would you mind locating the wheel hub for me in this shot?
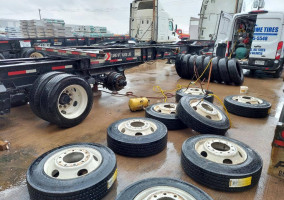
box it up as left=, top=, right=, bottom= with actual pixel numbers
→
left=195, top=138, right=247, bottom=165
left=118, top=119, right=157, bottom=136
left=232, top=96, right=263, bottom=105
left=59, top=93, right=71, bottom=105
left=44, top=147, right=102, bottom=180
left=153, top=103, right=177, bottom=115
left=190, top=99, right=222, bottom=121
left=182, top=88, right=205, bottom=95
left=133, top=186, right=196, bottom=200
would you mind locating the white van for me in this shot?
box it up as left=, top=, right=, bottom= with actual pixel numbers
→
left=214, top=10, right=284, bottom=78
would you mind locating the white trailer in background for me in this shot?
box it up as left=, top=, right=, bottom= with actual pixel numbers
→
left=189, top=17, right=199, bottom=40
left=129, top=0, right=179, bottom=43
left=198, top=0, right=243, bottom=40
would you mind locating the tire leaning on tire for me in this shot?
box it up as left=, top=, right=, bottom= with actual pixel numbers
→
left=181, top=135, right=263, bottom=192
left=177, top=96, right=230, bottom=135
left=219, top=57, right=231, bottom=84
left=181, top=54, right=191, bottom=78
left=39, top=73, right=93, bottom=128
left=27, top=143, right=117, bottom=200
left=145, top=103, right=186, bottom=130
left=211, top=57, right=222, bottom=83
left=107, top=117, right=168, bottom=157
left=224, top=95, right=271, bottom=118
left=175, top=54, right=184, bottom=78
left=228, top=58, right=244, bottom=85
left=188, top=55, right=198, bottom=79
left=115, top=178, right=213, bottom=200
left=175, top=88, right=214, bottom=103
left=195, top=55, right=205, bottom=77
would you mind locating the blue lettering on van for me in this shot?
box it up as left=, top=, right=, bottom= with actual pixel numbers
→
left=250, top=48, right=266, bottom=56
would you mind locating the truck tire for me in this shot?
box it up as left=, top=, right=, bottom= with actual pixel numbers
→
left=0, top=53, right=5, bottom=59
left=188, top=55, right=198, bottom=79
left=196, top=55, right=205, bottom=78
left=224, top=95, right=271, bottom=118
left=228, top=58, right=244, bottom=85
left=203, top=56, right=212, bottom=79
left=212, top=57, right=222, bottom=82
left=273, top=65, right=283, bottom=78
left=219, top=58, right=231, bottom=84
left=181, top=135, right=263, bottom=192
left=24, top=48, right=45, bottom=58
left=175, top=54, right=184, bottom=78
left=115, top=178, right=213, bottom=200
left=39, top=74, right=93, bottom=128
left=27, top=143, right=117, bottom=200
left=145, top=103, right=186, bottom=130
left=107, top=117, right=168, bottom=157
left=29, top=72, right=64, bottom=120
left=175, top=88, right=214, bottom=103
left=177, top=96, right=230, bottom=135
left=182, top=54, right=191, bottom=79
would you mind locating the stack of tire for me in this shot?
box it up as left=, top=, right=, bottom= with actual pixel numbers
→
left=175, top=54, right=244, bottom=85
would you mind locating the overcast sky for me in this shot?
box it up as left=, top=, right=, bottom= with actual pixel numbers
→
left=0, top=0, right=283, bottom=34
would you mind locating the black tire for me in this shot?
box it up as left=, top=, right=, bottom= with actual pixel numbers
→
left=228, top=58, right=244, bottom=85
left=115, top=178, right=213, bottom=200
left=224, top=95, right=271, bottom=118
left=177, top=96, right=230, bottom=135
left=181, top=135, right=263, bottom=192
left=212, top=57, right=222, bottom=82
left=219, top=57, right=232, bottom=84
left=273, top=65, right=283, bottom=78
left=181, top=54, right=191, bottom=78
left=175, top=88, right=214, bottom=103
left=39, top=74, right=93, bottom=128
left=188, top=55, right=198, bottom=79
left=29, top=72, right=64, bottom=120
left=175, top=54, right=184, bottom=78
left=196, top=55, right=205, bottom=78
left=184, top=54, right=192, bottom=79
left=24, top=48, right=36, bottom=58
left=27, top=143, right=117, bottom=200
left=279, top=105, right=284, bottom=123
left=145, top=103, right=186, bottom=130
left=21, top=48, right=31, bottom=58
left=0, top=53, right=5, bottom=59
left=107, top=117, right=168, bottom=157
left=203, top=56, right=212, bottom=79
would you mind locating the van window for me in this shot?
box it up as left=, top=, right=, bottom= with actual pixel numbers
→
left=169, top=21, right=173, bottom=31
left=138, top=2, right=153, bottom=10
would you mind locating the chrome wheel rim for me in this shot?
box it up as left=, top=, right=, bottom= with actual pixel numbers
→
left=190, top=99, right=222, bottom=121
left=118, top=119, right=157, bottom=136
left=232, top=96, right=263, bottom=105
left=153, top=103, right=177, bottom=115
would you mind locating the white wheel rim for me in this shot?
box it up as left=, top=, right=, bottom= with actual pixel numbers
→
left=44, top=147, right=102, bottom=179
left=190, top=99, right=222, bottom=121
left=118, top=119, right=157, bottom=136
left=232, top=96, right=263, bottom=105
left=181, top=88, right=206, bottom=95
left=57, top=85, right=88, bottom=119
left=134, top=186, right=196, bottom=200
left=153, top=103, right=177, bottom=115
left=30, top=52, right=44, bottom=58
left=195, top=138, right=247, bottom=165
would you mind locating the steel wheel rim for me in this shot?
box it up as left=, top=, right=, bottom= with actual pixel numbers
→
left=44, top=147, right=102, bottom=179
left=182, top=88, right=205, bottom=96
left=190, top=99, right=222, bottom=121
left=195, top=138, right=247, bottom=165
left=153, top=103, right=177, bottom=115
left=232, top=96, right=263, bottom=105
left=134, top=186, right=196, bottom=200
left=118, top=119, right=157, bottom=136
left=30, top=52, right=44, bottom=58
left=57, top=85, right=88, bottom=119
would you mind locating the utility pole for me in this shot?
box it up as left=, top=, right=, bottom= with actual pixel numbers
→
left=38, top=9, right=42, bottom=20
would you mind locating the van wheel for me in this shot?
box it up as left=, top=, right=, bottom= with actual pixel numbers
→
left=39, top=74, right=93, bottom=128
left=273, top=65, right=283, bottom=78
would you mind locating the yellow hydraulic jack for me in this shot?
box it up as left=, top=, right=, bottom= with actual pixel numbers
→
left=128, top=97, right=149, bottom=111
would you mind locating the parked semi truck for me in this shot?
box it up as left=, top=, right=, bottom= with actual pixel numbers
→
left=129, top=0, right=179, bottom=43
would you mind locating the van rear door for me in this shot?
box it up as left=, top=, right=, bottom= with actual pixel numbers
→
left=250, top=12, right=283, bottom=60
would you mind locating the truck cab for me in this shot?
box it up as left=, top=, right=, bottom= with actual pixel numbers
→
left=214, top=11, right=284, bottom=78
left=129, top=0, right=179, bottom=43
